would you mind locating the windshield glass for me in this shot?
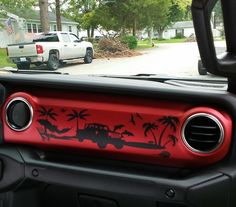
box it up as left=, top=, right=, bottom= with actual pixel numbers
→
left=0, top=0, right=226, bottom=79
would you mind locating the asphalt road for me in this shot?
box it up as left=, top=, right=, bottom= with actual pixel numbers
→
left=57, top=41, right=226, bottom=77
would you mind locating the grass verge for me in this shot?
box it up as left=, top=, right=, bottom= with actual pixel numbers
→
left=0, top=48, right=15, bottom=68
left=136, top=44, right=154, bottom=50
left=136, top=38, right=187, bottom=50
left=157, top=38, right=187, bottom=43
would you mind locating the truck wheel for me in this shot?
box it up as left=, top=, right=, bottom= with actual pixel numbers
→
left=114, top=140, right=124, bottom=150
left=47, top=54, right=59, bottom=70
left=84, top=48, right=93, bottom=64
left=16, top=63, right=30, bottom=70
left=97, top=139, right=107, bottom=149
left=198, top=60, right=207, bottom=75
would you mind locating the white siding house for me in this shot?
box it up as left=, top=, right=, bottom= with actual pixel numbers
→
left=163, top=20, right=222, bottom=39
left=163, top=21, right=195, bottom=39
left=0, top=11, right=79, bottom=48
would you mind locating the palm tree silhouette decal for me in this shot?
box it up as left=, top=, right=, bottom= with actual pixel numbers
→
left=67, top=109, right=90, bottom=136
left=143, top=122, right=158, bottom=145
left=37, top=106, right=57, bottom=135
left=163, top=135, right=178, bottom=147
left=158, top=116, right=179, bottom=147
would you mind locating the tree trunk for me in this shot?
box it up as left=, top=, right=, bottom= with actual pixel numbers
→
left=121, top=27, right=125, bottom=36
left=132, top=19, right=137, bottom=37
left=87, top=29, right=90, bottom=38
left=148, top=27, right=153, bottom=45
left=38, top=0, right=50, bottom=33
left=91, top=27, right=95, bottom=38
left=55, top=0, right=62, bottom=31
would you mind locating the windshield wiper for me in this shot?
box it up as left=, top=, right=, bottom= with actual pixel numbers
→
left=0, top=68, right=68, bottom=75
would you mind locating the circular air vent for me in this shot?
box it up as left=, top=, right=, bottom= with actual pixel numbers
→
left=182, top=113, right=224, bottom=153
left=6, top=97, right=33, bottom=131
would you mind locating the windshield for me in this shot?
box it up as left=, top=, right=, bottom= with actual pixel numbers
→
left=0, top=0, right=226, bottom=79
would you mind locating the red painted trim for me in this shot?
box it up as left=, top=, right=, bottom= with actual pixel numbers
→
left=1, top=91, right=233, bottom=168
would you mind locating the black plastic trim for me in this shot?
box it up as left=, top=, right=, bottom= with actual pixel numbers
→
left=192, top=0, right=236, bottom=78
left=0, top=146, right=233, bottom=207
left=7, top=147, right=233, bottom=207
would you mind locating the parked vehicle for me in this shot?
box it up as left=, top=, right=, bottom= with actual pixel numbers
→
left=7, top=32, right=94, bottom=70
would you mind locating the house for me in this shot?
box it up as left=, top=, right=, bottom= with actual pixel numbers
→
left=162, top=21, right=195, bottom=39
left=0, top=11, right=79, bottom=48
left=162, top=20, right=222, bottom=39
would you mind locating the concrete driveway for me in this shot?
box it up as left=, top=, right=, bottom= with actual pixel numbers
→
left=58, top=42, right=226, bottom=77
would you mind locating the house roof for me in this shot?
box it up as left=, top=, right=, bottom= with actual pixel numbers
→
left=21, top=10, right=78, bottom=24
left=171, top=21, right=193, bottom=29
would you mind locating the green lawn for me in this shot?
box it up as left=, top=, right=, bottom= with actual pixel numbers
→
left=0, top=48, right=15, bottom=68
left=157, top=38, right=187, bottom=43
left=139, top=38, right=187, bottom=44
left=136, top=38, right=188, bottom=50
left=136, top=44, right=154, bottom=50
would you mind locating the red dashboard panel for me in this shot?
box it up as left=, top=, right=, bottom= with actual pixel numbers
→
left=2, top=90, right=232, bottom=168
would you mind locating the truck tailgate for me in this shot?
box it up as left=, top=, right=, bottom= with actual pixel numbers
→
left=8, top=43, right=37, bottom=58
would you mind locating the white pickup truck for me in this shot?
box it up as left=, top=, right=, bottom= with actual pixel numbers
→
left=7, top=32, right=94, bottom=70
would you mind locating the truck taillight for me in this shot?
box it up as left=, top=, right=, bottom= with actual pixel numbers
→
left=6, top=48, right=8, bottom=56
left=36, top=45, right=43, bottom=54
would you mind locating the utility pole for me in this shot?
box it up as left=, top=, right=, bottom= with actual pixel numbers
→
left=38, top=0, right=50, bottom=33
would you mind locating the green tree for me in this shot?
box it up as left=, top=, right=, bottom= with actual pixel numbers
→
left=94, top=2, right=123, bottom=35
left=212, top=1, right=223, bottom=29
left=0, top=0, right=49, bottom=33
left=0, top=0, right=36, bottom=17
left=63, top=0, right=99, bottom=37
left=142, top=0, right=171, bottom=41
left=154, top=0, right=191, bottom=38
left=63, top=0, right=191, bottom=39
left=171, top=0, right=191, bottom=21
left=97, top=0, right=172, bottom=38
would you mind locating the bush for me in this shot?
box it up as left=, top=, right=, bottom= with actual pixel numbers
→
left=120, top=35, right=138, bottom=49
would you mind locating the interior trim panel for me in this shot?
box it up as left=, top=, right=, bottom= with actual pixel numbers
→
left=2, top=89, right=232, bottom=168
left=0, top=76, right=235, bottom=207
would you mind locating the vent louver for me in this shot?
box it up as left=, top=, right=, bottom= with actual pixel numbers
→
left=6, top=97, right=33, bottom=131
left=182, top=113, right=224, bottom=153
